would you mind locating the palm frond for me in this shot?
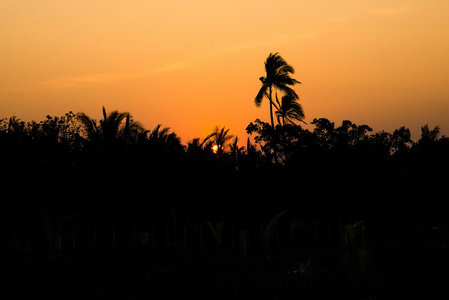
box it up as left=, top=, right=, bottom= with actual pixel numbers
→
left=205, top=220, right=226, bottom=245
left=276, top=74, right=301, bottom=86
left=128, top=120, right=145, bottom=134
left=279, top=64, right=295, bottom=75
left=275, top=94, right=306, bottom=125
left=255, top=85, right=268, bottom=107
left=275, top=92, right=281, bottom=108
left=120, top=113, right=145, bottom=141
left=200, top=132, right=216, bottom=147
left=274, top=84, right=299, bottom=99
left=77, top=112, right=98, bottom=140
left=150, top=124, right=162, bottom=139
left=264, top=210, right=288, bottom=247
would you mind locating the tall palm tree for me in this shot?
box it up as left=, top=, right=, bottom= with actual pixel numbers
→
left=229, top=136, right=244, bottom=157
left=275, top=93, right=306, bottom=126
left=255, top=52, right=300, bottom=129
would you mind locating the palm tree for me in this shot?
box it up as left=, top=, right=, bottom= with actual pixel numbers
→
left=186, top=132, right=216, bottom=158
left=275, top=93, right=306, bottom=126
left=7, top=116, right=26, bottom=134
left=121, top=113, right=145, bottom=144
left=211, top=126, right=234, bottom=155
left=229, top=136, right=244, bottom=157
left=77, top=107, right=144, bottom=146
left=255, top=52, right=300, bottom=129
left=98, top=107, right=128, bottom=145
left=146, top=124, right=183, bottom=150
left=229, top=136, right=245, bottom=170
left=77, top=112, right=99, bottom=143
left=419, top=124, right=440, bottom=145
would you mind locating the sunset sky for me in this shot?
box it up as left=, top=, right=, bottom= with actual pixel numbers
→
left=1, top=0, right=448, bottom=143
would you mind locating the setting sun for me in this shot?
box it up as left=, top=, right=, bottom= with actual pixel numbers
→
left=212, top=144, right=219, bottom=154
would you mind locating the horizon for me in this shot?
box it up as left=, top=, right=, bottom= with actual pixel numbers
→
left=1, top=0, right=448, bottom=143
left=0, top=108, right=444, bottom=146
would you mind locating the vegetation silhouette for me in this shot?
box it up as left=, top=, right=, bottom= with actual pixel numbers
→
left=2, top=110, right=447, bottom=218
left=2, top=110, right=449, bottom=299
left=77, top=106, right=144, bottom=148
left=255, top=52, right=302, bottom=164
left=2, top=56, right=449, bottom=299
left=275, top=93, right=306, bottom=126
left=255, top=52, right=301, bottom=129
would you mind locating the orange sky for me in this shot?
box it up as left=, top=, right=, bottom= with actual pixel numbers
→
left=1, top=0, right=448, bottom=143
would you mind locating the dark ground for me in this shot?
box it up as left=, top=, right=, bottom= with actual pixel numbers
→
left=2, top=242, right=449, bottom=300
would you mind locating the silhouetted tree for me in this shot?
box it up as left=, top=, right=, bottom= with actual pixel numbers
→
left=311, top=118, right=372, bottom=150
left=99, top=107, right=128, bottom=145
left=76, top=112, right=99, bottom=144
left=247, top=119, right=313, bottom=165
left=418, top=124, right=440, bottom=146
left=144, top=124, right=182, bottom=149
left=311, top=118, right=336, bottom=149
left=275, top=93, right=306, bottom=126
left=246, top=119, right=277, bottom=163
left=138, top=124, right=185, bottom=168
left=239, top=137, right=260, bottom=170
left=37, top=112, right=82, bottom=150
left=255, top=52, right=300, bottom=129
left=210, top=126, right=234, bottom=156
left=186, top=132, right=215, bottom=160
left=77, top=107, right=144, bottom=148
left=411, top=124, right=445, bottom=179
left=121, top=113, right=145, bottom=144
left=334, top=120, right=372, bottom=148
left=229, top=136, right=245, bottom=170
left=5, top=104, right=449, bottom=255
left=391, top=126, right=412, bottom=154
left=7, top=116, right=26, bottom=135
left=369, top=131, right=393, bottom=153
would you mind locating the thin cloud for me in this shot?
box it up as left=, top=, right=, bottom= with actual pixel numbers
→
left=40, top=62, right=195, bottom=88
left=149, top=34, right=312, bottom=74
left=39, top=72, right=141, bottom=88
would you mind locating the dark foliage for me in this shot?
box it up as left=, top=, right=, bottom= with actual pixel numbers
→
left=1, top=109, right=449, bottom=299
left=1, top=110, right=447, bottom=230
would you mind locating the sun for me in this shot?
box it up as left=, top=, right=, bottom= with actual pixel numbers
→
left=212, top=144, right=219, bottom=154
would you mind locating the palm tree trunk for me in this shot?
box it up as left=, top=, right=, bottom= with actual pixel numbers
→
left=268, top=86, right=279, bottom=164
left=269, top=86, right=275, bottom=129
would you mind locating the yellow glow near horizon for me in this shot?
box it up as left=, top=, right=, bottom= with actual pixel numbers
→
left=212, top=145, right=219, bottom=154
left=1, top=0, right=448, bottom=142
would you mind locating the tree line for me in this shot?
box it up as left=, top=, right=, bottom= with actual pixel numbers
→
left=1, top=108, right=447, bottom=224
left=1, top=52, right=448, bottom=231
